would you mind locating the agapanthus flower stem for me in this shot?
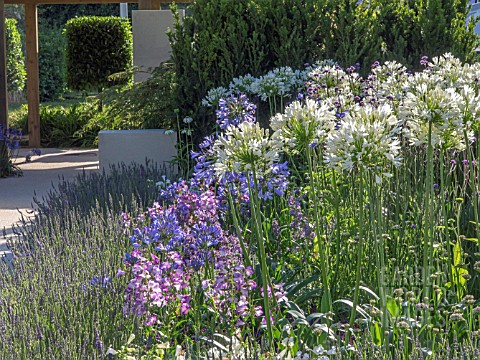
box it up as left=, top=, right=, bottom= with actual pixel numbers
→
left=464, top=129, right=480, bottom=253
left=439, top=150, right=453, bottom=284
left=306, top=146, right=332, bottom=313
left=369, top=171, right=388, bottom=344
left=331, top=171, right=343, bottom=290
left=250, top=167, right=274, bottom=344
left=422, top=120, right=435, bottom=301
left=227, top=190, right=252, bottom=268
left=350, top=167, right=365, bottom=327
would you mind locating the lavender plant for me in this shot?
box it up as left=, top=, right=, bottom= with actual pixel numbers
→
left=0, top=163, right=171, bottom=359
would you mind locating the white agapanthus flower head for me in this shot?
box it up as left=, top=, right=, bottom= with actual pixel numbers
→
left=325, top=104, right=402, bottom=181
left=456, top=62, right=480, bottom=90
left=371, top=61, right=410, bottom=101
left=251, top=68, right=294, bottom=100
left=458, top=85, right=480, bottom=132
left=270, top=98, right=336, bottom=154
left=213, top=121, right=282, bottom=178
left=425, top=53, right=464, bottom=87
left=399, top=84, right=469, bottom=150
left=306, top=64, right=352, bottom=99
left=229, top=73, right=257, bottom=95
left=202, top=86, right=230, bottom=107
left=269, top=66, right=308, bottom=94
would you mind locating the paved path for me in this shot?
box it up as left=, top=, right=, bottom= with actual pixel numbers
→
left=0, top=148, right=98, bottom=255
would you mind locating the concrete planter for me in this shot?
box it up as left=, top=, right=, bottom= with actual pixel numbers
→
left=98, top=129, right=177, bottom=173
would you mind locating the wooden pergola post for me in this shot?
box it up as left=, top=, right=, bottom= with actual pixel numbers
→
left=25, top=3, right=40, bottom=148
left=0, top=0, right=8, bottom=171
left=0, top=0, right=7, bottom=129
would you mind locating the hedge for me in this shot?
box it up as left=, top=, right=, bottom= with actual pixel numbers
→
left=5, top=18, right=26, bottom=93
left=64, top=16, right=133, bottom=92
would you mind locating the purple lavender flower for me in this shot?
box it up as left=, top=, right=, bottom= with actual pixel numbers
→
left=0, top=125, right=22, bottom=153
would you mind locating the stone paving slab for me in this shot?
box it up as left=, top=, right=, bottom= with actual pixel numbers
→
left=0, top=148, right=98, bottom=256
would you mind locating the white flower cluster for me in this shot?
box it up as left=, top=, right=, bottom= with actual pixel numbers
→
left=253, top=67, right=307, bottom=101
left=202, top=86, right=229, bottom=107
left=271, top=98, right=336, bottom=153
left=370, top=60, right=410, bottom=101
left=324, top=104, right=402, bottom=181
left=307, top=64, right=349, bottom=89
left=213, top=121, right=282, bottom=178
left=397, top=54, right=480, bottom=150
left=208, top=53, right=480, bottom=184
left=202, top=66, right=310, bottom=105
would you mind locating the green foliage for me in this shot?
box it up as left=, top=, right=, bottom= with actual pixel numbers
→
left=64, top=16, right=133, bottom=92
left=39, top=27, right=66, bottom=101
left=5, top=18, right=26, bottom=93
left=376, top=0, right=479, bottom=67
left=168, top=0, right=324, bottom=139
left=38, top=4, right=121, bottom=29
left=8, top=75, right=178, bottom=148
left=262, top=0, right=325, bottom=70
left=98, top=63, right=178, bottom=130
left=322, top=0, right=383, bottom=71
left=37, top=102, right=99, bottom=147
left=169, top=0, right=479, bottom=139
left=9, top=99, right=100, bottom=148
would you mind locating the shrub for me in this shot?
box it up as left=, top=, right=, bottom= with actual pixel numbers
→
left=168, top=0, right=479, bottom=141
left=39, top=27, right=66, bottom=101
left=98, top=62, right=178, bottom=130
left=376, top=0, right=479, bottom=67
left=64, top=16, right=133, bottom=92
left=8, top=100, right=101, bottom=148
left=5, top=18, right=26, bottom=93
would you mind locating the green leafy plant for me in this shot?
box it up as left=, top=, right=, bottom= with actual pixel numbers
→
left=99, top=62, right=178, bottom=130
left=5, top=18, right=26, bottom=93
left=9, top=99, right=101, bottom=148
left=64, top=16, right=133, bottom=92
left=38, top=27, right=66, bottom=101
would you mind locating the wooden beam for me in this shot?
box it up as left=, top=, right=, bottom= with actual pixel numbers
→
left=0, top=0, right=7, bottom=130
left=25, top=3, right=40, bottom=148
left=4, top=0, right=176, bottom=3
left=139, top=0, right=161, bottom=10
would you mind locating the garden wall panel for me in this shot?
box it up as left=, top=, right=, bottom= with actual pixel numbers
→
left=98, top=129, right=177, bottom=173
left=132, top=10, right=183, bottom=82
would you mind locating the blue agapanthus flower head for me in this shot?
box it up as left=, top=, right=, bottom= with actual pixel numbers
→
left=216, top=93, right=256, bottom=130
